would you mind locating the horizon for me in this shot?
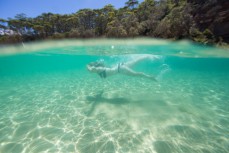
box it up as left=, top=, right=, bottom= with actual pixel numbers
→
left=0, top=0, right=143, bottom=19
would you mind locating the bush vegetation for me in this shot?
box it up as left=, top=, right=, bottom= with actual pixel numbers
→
left=0, top=0, right=227, bottom=45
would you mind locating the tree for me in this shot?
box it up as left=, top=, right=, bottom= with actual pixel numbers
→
left=7, top=13, right=30, bottom=35
left=125, top=0, right=139, bottom=10
left=106, top=18, right=127, bottom=37
left=137, top=0, right=165, bottom=36
left=33, top=13, right=54, bottom=37
left=14, top=13, right=27, bottom=21
left=154, top=18, right=171, bottom=38
left=136, top=0, right=155, bottom=21
left=121, top=13, right=140, bottom=37
left=32, top=25, right=45, bottom=37
left=0, top=0, right=226, bottom=44
left=0, top=18, right=7, bottom=29
left=94, top=4, right=116, bottom=36
left=77, top=9, right=96, bottom=30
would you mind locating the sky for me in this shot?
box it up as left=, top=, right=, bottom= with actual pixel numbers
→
left=0, top=0, right=144, bottom=19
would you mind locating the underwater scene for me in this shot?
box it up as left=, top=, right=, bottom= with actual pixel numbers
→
left=0, top=39, right=229, bottom=153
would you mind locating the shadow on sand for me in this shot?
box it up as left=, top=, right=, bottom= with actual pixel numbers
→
left=85, top=90, right=130, bottom=116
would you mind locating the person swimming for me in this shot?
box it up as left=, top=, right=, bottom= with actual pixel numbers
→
left=86, top=55, right=158, bottom=81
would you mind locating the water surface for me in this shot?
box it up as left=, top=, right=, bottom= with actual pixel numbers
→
left=0, top=39, right=229, bottom=153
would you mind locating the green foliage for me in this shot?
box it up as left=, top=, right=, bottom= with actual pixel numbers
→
left=0, top=35, right=22, bottom=44
left=106, top=19, right=127, bottom=37
left=137, top=0, right=156, bottom=22
left=125, top=0, right=139, bottom=10
left=50, top=33, right=65, bottom=39
left=203, top=29, right=214, bottom=40
left=94, top=4, right=115, bottom=36
left=188, top=27, right=216, bottom=44
left=68, top=29, right=80, bottom=38
left=0, top=18, right=7, bottom=29
left=189, top=27, right=206, bottom=43
left=121, top=14, right=139, bottom=37
left=0, top=0, right=226, bottom=45
left=154, top=18, right=171, bottom=38
left=80, top=29, right=95, bottom=38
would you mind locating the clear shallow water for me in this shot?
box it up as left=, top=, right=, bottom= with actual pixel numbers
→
left=0, top=39, right=229, bottom=153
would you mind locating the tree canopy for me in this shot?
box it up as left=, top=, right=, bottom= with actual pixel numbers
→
left=0, top=0, right=228, bottom=45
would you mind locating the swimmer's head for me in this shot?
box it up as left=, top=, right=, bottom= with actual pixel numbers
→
left=88, top=60, right=105, bottom=67
left=87, top=60, right=105, bottom=72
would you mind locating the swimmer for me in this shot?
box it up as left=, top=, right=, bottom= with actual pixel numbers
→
left=87, top=55, right=158, bottom=81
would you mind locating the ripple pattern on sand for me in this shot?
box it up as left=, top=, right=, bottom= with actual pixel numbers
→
left=0, top=69, right=229, bottom=153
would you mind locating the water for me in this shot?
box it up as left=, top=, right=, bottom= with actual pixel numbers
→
left=0, top=39, right=229, bottom=153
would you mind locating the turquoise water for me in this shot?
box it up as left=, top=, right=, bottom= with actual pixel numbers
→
left=0, top=39, right=229, bottom=153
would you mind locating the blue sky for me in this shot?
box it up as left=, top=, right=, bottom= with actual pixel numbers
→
left=0, top=0, right=144, bottom=19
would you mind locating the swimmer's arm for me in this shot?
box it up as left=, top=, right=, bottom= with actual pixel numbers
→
left=86, top=65, right=92, bottom=71
left=86, top=65, right=105, bottom=72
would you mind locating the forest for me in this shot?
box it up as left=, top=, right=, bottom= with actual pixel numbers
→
left=0, top=0, right=228, bottom=45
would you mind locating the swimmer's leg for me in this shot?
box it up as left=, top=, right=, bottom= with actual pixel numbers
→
left=121, top=66, right=157, bottom=81
left=125, top=55, right=159, bottom=68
